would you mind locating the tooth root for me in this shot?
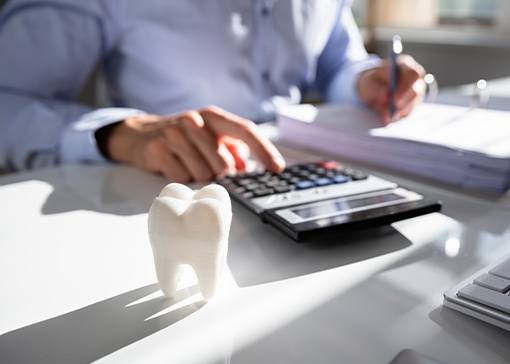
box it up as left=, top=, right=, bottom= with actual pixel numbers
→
left=153, top=255, right=181, bottom=299
left=192, top=254, right=225, bottom=301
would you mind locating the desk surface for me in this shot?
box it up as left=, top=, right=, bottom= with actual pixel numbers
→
left=1, top=144, right=510, bottom=364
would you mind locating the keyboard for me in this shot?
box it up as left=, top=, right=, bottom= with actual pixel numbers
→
left=218, top=161, right=441, bottom=241
left=443, top=254, right=510, bottom=331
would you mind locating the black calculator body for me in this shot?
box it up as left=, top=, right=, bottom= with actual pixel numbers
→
left=218, top=161, right=442, bottom=242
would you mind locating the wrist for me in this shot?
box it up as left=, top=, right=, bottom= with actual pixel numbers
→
left=95, top=122, right=121, bottom=161
left=95, top=121, right=133, bottom=163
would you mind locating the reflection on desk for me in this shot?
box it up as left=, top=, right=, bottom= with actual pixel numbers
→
left=0, top=160, right=509, bottom=364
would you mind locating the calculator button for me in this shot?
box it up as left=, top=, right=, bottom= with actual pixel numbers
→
left=288, top=166, right=302, bottom=173
left=332, top=175, right=349, bottom=184
left=245, top=182, right=261, bottom=190
left=296, top=180, right=316, bottom=190
left=266, top=179, right=282, bottom=187
left=315, top=177, right=333, bottom=186
left=253, top=188, right=274, bottom=197
left=238, top=178, right=256, bottom=186
left=222, top=182, right=238, bottom=190
left=257, top=173, right=273, bottom=182
left=274, top=186, right=292, bottom=194
left=346, top=170, right=368, bottom=181
left=318, top=161, right=342, bottom=170
left=242, top=191, right=255, bottom=199
left=233, top=186, right=246, bottom=194
left=289, top=177, right=301, bottom=184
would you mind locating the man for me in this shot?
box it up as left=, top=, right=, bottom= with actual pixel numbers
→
left=0, top=0, right=425, bottom=182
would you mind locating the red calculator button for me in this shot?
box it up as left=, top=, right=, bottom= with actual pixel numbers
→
left=318, top=161, right=341, bottom=170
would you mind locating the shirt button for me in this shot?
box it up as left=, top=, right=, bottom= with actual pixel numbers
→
left=262, top=71, right=270, bottom=82
left=261, top=6, right=270, bottom=17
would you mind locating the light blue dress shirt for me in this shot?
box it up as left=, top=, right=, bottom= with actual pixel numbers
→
left=0, top=0, right=380, bottom=171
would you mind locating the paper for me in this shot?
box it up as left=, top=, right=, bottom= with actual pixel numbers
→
left=277, top=102, right=510, bottom=193
left=371, top=104, right=510, bottom=158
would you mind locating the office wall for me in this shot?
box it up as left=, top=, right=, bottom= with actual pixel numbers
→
left=373, top=41, right=510, bottom=87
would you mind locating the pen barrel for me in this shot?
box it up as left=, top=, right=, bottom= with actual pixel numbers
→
left=389, top=35, right=402, bottom=120
left=389, top=51, right=398, bottom=118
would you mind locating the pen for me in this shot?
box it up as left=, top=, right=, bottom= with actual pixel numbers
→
left=389, top=35, right=403, bottom=122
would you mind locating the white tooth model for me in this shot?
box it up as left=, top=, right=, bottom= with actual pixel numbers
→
left=148, top=183, right=232, bottom=301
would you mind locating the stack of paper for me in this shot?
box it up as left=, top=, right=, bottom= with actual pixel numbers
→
left=277, top=103, right=510, bottom=194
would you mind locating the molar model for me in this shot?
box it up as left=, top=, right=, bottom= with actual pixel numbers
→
left=148, top=183, right=232, bottom=301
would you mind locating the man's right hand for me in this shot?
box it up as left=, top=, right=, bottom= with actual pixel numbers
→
left=102, top=106, right=285, bottom=182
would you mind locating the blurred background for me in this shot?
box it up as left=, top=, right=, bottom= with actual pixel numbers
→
left=353, top=0, right=510, bottom=87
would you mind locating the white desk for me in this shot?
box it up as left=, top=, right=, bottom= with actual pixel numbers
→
left=1, top=144, right=510, bottom=364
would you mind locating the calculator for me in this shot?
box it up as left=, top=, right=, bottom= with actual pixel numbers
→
left=218, top=161, right=441, bottom=241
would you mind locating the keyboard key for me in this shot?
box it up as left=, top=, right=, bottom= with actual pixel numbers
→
left=458, top=284, right=510, bottom=314
left=332, top=175, right=349, bottom=184
left=490, top=259, right=510, bottom=280
left=296, top=180, right=316, bottom=190
left=315, top=177, right=333, bottom=186
left=474, top=273, right=510, bottom=293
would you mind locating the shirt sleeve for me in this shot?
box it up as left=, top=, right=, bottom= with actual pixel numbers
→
left=0, top=2, right=144, bottom=171
left=315, top=1, right=382, bottom=105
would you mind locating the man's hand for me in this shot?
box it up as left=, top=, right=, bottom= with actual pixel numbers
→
left=358, top=55, right=426, bottom=124
left=102, top=106, right=285, bottom=182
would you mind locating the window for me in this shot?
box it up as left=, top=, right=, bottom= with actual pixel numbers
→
left=352, top=0, right=507, bottom=29
left=439, top=0, right=498, bottom=26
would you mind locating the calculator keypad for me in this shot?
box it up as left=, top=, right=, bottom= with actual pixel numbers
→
left=218, top=161, right=368, bottom=198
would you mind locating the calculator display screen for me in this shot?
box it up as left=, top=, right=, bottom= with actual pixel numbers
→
left=291, top=193, right=405, bottom=219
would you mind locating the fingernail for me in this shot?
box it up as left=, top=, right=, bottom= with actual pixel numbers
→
left=275, top=155, right=286, bottom=171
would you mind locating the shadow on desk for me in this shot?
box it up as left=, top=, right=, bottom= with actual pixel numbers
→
left=228, top=201, right=413, bottom=287
left=0, top=284, right=204, bottom=364
left=429, top=307, right=510, bottom=359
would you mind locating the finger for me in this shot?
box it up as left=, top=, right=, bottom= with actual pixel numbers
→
left=372, top=101, right=391, bottom=125
left=395, top=55, right=425, bottom=101
left=222, top=138, right=248, bottom=171
left=163, top=126, right=215, bottom=182
left=178, top=111, right=231, bottom=176
left=157, top=151, right=193, bottom=182
left=396, top=78, right=425, bottom=109
left=395, top=91, right=422, bottom=120
left=199, top=106, right=285, bottom=172
left=217, top=142, right=237, bottom=174
left=142, top=137, right=192, bottom=182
